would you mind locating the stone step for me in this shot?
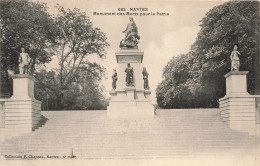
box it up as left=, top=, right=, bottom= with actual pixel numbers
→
left=1, top=109, right=254, bottom=158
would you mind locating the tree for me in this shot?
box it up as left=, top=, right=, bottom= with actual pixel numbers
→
left=157, top=1, right=260, bottom=108
left=35, top=64, right=107, bottom=110
left=37, top=5, right=109, bottom=109
left=0, top=0, right=56, bottom=94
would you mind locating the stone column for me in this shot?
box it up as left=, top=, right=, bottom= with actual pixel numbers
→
left=4, top=74, right=41, bottom=132
left=219, top=71, right=259, bottom=136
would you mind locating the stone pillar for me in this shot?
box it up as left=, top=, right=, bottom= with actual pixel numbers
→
left=12, top=74, right=35, bottom=99
left=219, top=71, right=259, bottom=136
left=107, top=49, right=154, bottom=119
left=225, top=71, right=249, bottom=96
left=4, top=74, right=41, bottom=132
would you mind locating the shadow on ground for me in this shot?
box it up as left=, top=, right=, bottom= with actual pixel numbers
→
left=34, top=115, right=48, bottom=130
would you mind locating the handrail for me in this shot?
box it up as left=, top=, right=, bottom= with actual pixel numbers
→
left=256, top=97, right=260, bottom=124
left=0, top=92, right=11, bottom=98
left=0, top=101, right=5, bottom=127
left=250, top=90, right=260, bottom=95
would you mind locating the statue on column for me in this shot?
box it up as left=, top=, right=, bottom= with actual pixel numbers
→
left=120, top=17, right=140, bottom=48
left=19, top=48, right=30, bottom=74
left=112, top=69, right=118, bottom=90
left=142, top=67, right=149, bottom=90
left=230, top=45, right=241, bottom=71
left=125, top=63, right=134, bottom=86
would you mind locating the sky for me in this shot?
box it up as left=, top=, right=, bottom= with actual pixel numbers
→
left=38, top=0, right=226, bottom=103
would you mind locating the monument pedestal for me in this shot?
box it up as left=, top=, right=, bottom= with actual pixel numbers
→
left=4, top=74, right=41, bottom=132
left=219, top=71, right=259, bottom=135
left=107, top=49, right=154, bottom=119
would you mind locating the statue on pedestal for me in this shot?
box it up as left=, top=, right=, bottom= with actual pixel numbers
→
left=19, top=48, right=30, bottom=74
left=230, top=45, right=241, bottom=71
left=112, top=69, right=118, bottom=90
left=120, top=17, right=140, bottom=48
left=125, top=63, right=134, bottom=86
left=142, top=67, right=149, bottom=90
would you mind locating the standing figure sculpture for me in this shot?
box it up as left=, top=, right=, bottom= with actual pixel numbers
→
left=230, top=45, right=241, bottom=71
left=142, top=67, right=149, bottom=90
left=19, top=48, right=30, bottom=74
left=125, top=63, right=134, bottom=86
left=112, top=69, right=118, bottom=90
left=120, top=17, right=140, bottom=48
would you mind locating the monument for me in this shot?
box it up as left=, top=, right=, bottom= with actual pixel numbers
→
left=219, top=45, right=259, bottom=136
left=2, top=48, right=41, bottom=133
left=107, top=18, right=154, bottom=119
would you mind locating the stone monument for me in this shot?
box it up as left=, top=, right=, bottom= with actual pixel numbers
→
left=219, top=45, right=259, bottom=136
left=3, top=48, right=41, bottom=132
left=107, top=18, right=154, bottom=119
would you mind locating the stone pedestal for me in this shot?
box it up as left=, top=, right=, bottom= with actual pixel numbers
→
left=4, top=74, right=41, bottom=132
left=107, top=49, right=154, bottom=119
left=224, top=71, right=249, bottom=96
left=219, top=71, right=259, bottom=136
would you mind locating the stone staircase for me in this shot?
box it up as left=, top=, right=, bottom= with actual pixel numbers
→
left=0, top=109, right=255, bottom=159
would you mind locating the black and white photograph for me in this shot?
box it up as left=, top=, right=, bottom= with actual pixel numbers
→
left=0, top=0, right=259, bottom=165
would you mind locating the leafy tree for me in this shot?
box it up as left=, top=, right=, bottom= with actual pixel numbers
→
left=41, top=5, right=109, bottom=109
left=0, top=0, right=56, bottom=94
left=35, top=65, right=107, bottom=110
left=157, top=1, right=260, bottom=108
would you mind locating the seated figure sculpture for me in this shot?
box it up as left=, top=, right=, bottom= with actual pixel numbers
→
left=120, top=17, right=140, bottom=48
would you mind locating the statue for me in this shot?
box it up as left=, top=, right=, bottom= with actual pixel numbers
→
left=125, top=63, right=134, bottom=86
left=112, top=69, right=118, bottom=90
left=142, top=67, right=149, bottom=90
left=19, top=48, right=30, bottom=74
left=230, top=45, right=241, bottom=71
left=120, top=17, right=140, bottom=48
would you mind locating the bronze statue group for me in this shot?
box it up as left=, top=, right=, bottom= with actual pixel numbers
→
left=112, top=64, right=149, bottom=90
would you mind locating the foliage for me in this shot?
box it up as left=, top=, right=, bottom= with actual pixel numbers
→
left=42, top=5, right=109, bottom=109
left=35, top=65, right=108, bottom=110
left=0, top=2, right=109, bottom=110
left=0, top=0, right=56, bottom=93
left=156, top=1, right=260, bottom=108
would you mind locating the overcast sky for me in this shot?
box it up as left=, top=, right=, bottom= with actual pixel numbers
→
left=38, top=0, right=226, bottom=103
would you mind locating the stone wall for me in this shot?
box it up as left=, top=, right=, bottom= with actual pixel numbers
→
left=0, top=74, right=42, bottom=133
left=219, top=71, right=260, bottom=136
